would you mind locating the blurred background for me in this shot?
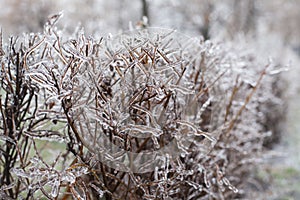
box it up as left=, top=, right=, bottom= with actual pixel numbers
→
left=1, top=0, right=300, bottom=199
left=0, top=0, right=299, bottom=45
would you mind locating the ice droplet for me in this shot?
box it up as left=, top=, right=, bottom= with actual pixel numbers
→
left=51, top=179, right=60, bottom=198
left=152, top=136, right=160, bottom=149
left=221, top=177, right=228, bottom=185
left=232, top=187, right=239, bottom=193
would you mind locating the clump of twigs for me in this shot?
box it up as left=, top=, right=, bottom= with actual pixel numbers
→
left=0, top=16, right=284, bottom=200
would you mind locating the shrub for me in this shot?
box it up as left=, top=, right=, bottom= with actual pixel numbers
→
left=0, top=16, right=284, bottom=199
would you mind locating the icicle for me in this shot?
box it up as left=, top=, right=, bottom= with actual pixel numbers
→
left=11, top=168, right=30, bottom=178
left=168, top=84, right=195, bottom=95
left=123, top=124, right=163, bottom=137
left=50, top=179, right=60, bottom=198
left=186, top=180, right=201, bottom=190
left=89, top=183, right=104, bottom=198
left=0, top=182, right=16, bottom=191
left=154, top=166, right=159, bottom=181
left=152, top=136, right=160, bottom=149
left=203, top=169, right=211, bottom=188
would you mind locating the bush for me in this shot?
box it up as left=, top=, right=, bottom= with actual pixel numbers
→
left=0, top=16, right=284, bottom=199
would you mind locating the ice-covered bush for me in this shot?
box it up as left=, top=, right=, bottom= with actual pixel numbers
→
left=0, top=16, right=284, bottom=199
